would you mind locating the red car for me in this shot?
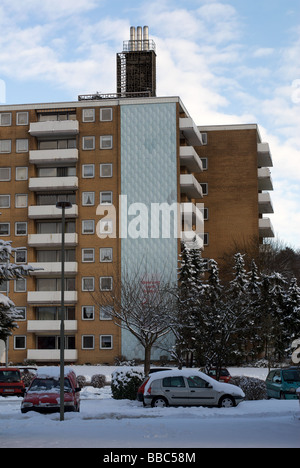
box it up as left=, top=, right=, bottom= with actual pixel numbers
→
left=206, top=368, right=232, bottom=383
left=0, top=367, right=26, bottom=397
left=21, top=367, right=81, bottom=414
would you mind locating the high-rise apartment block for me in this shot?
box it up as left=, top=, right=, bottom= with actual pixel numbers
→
left=0, top=27, right=274, bottom=365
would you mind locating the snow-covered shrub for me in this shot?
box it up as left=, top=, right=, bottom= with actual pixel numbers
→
left=76, top=375, right=87, bottom=388
left=91, top=374, right=106, bottom=388
left=111, top=368, right=144, bottom=400
left=230, top=376, right=267, bottom=400
left=21, top=370, right=35, bottom=388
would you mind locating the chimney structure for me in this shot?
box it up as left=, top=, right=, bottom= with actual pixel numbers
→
left=117, top=26, right=157, bottom=97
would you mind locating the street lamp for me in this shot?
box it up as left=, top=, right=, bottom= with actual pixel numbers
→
left=56, top=201, right=72, bottom=421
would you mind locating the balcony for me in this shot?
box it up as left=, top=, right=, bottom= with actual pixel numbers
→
left=180, top=174, right=203, bottom=199
left=28, top=204, right=78, bottom=219
left=258, top=143, right=273, bottom=168
left=258, top=168, right=273, bottom=191
left=29, top=120, right=79, bottom=137
left=27, top=320, right=77, bottom=333
left=181, top=202, right=204, bottom=232
left=180, top=118, right=204, bottom=146
left=180, top=146, right=203, bottom=173
left=29, top=262, right=78, bottom=277
left=28, top=233, right=78, bottom=248
left=259, top=218, right=275, bottom=238
left=181, top=231, right=204, bottom=250
left=258, top=193, right=274, bottom=214
left=29, top=176, right=78, bottom=192
left=27, top=349, right=78, bottom=362
left=27, top=291, right=78, bottom=305
left=29, top=148, right=78, bottom=165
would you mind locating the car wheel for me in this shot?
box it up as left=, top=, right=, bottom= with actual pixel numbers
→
left=151, top=396, right=168, bottom=408
left=218, top=395, right=236, bottom=408
left=280, top=392, right=286, bottom=400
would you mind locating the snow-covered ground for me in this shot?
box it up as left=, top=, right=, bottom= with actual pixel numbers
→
left=0, top=366, right=299, bottom=449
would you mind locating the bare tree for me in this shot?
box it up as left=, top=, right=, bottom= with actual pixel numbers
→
left=92, top=265, right=177, bottom=375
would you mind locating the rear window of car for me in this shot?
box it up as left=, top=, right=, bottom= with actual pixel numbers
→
left=282, top=370, right=300, bottom=382
left=29, top=378, right=72, bottom=392
left=162, top=376, right=185, bottom=388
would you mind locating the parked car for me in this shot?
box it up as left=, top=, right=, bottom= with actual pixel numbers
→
left=265, top=367, right=300, bottom=400
left=205, top=368, right=232, bottom=383
left=21, top=367, right=81, bottom=413
left=143, top=369, right=245, bottom=408
left=0, top=367, right=26, bottom=397
left=137, top=368, right=172, bottom=403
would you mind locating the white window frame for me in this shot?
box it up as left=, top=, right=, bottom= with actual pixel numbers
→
left=82, top=306, right=95, bottom=321
left=14, top=335, right=26, bottom=350
left=14, top=278, right=26, bottom=293
left=100, top=108, right=113, bottom=122
left=100, top=305, right=113, bottom=321
left=15, top=222, right=27, bottom=236
left=16, top=167, right=28, bottom=181
left=0, top=140, right=11, bottom=153
left=82, top=335, right=94, bottom=350
left=82, top=276, right=94, bottom=292
left=82, top=108, right=95, bottom=123
left=100, top=247, right=113, bottom=263
left=100, top=135, right=113, bottom=150
left=100, top=335, right=113, bottom=349
left=16, top=139, right=29, bottom=153
left=0, top=222, right=10, bottom=236
left=82, top=192, right=95, bottom=206
left=0, top=113, right=12, bottom=126
left=100, top=191, right=112, bottom=205
left=0, top=194, right=10, bottom=208
left=100, top=163, right=113, bottom=178
left=0, top=167, right=11, bottom=181
left=82, top=136, right=95, bottom=150
left=15, top=194, right=28, bottom=208
left=15, top=307, right=27, bottom=321
left=82, top=219, right=95, bottom=234
left=82, top=164, right=95, bottom=178
left=100, top=276, right=113, bottom=291
left=16, top=112, right=29, bottom=126
left=15, top=249, right=27, bottom=264
left=82, top=248, right=95, bottom=263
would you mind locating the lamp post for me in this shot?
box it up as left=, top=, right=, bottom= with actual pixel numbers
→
left=56, top=201, right=72, bottom=421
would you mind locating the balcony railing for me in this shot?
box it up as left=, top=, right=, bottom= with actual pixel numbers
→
left=29, top=176, right=78, bottom=192
left=27, top=320, right=77, bottom=333
left=29, top=120, right=79, bottom=137
left=27, top=349, right=78, bottom=362
left=29, top=149, right=78, bottom=165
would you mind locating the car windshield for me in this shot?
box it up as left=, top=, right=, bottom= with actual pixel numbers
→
left=0, top=370, right=21, bottom=382
left=29, top=378, right=72, bottom=393
left=282, top=370, right=300, bottom=383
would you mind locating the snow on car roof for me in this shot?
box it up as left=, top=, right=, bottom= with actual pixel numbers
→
left=36, top=366, right=74, bottom=379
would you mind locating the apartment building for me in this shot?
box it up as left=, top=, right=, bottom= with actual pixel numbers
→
left=0, top=95, right=205, bottom=365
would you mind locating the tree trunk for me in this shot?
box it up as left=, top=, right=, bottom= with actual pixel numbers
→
left=144, top=344, right=152, bottom=375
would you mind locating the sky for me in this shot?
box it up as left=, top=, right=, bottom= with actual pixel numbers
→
left=0, top=0, right=299, bottom=249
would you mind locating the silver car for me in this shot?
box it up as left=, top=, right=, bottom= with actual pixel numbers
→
left=143, top=370, right=245, bottom=408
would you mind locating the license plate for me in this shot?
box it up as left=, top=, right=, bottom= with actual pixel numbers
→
left=4, top=389, right=12, bottom=392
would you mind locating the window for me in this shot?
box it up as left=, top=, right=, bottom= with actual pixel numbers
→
left=36, top=278, right=75, bottom=292
left=203, top=208, right=209, bottom=221
left=15, top=194, right=28, bottom=208
left=162, top=376, right=186, bottom=388
left=100, top=335, right=113, bottom=349
left=203, top=233, right=209, bottom=246
left=0, top=113, right=11, bottom=126
left=15, top=307, right=26, bottom=321
left=100, top=191, right=112, bottom=205
left=100, top=163, right=113, bottom=178
left=37, top=193, right=76, bottom=206
left=0, top=281, right=9, bottom=293
left=100, top=276, right=113, bottom=291
left=200, top=183, right=208, bottom=196
left=98, top=219, right=113, bottom=236
left=82, top=192, right=95, bottom=206
left=0, top=167, right=11, bottom=181
left=38, top=112, right=76, bottom=121
left=15, top=250, right=27, bottom=264
left=82, top=220, right=95, bottom=234
left=14, top=278, right=26, bottom=292
left=100, top=306, right=113, bottom=321
left=100, top=248, right=112, bottom=263
left=82, top=164, right=94, bottom=178
left=82, top=248, right=94, bottom=263
left=82, top=306, right=95, bottom=320
left=82, top=136, right=95, bottom=150
left=39, top=139, right=76, bottom=150
left=0, top=195, right=10, bottom=208
left=201, top=158, right=208, bottom=170
left=201, top=133, right=208, bottom=145
left=0, top=140, right=11, bottom=153
left=37, top=250, right=75, bottom=262
left=16, top=139, right=29, bottom=153
left=14, top=336, right=26, bottom=350
left=37, top=167, right=76, bottom=177
left=100, top=135, right=113, bottom=149
left=82, top=277, right=94, bottom=291
left=16, top=112, right=29, bottom=125
left=82, top=335, right=94, bottom=350
left=100, top=108, right=113, bottom=122
left=187, top=376, right=207, bottom=388
left=82, top=108, right=95, bottom=122
left=37, top=221, right=75, bottom=234
left=0, top=223, right=10, bottom=236
left=15, top=222, right=27, bottom=236
left=16, top=167, right=28, bottom=181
